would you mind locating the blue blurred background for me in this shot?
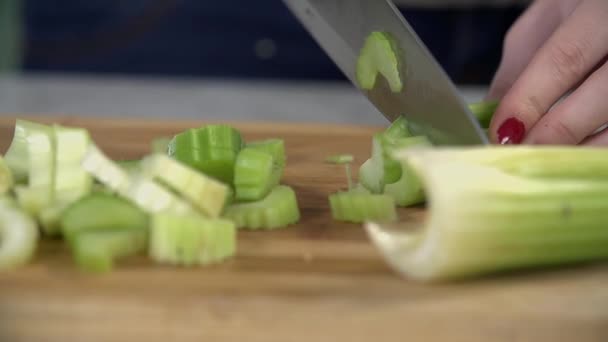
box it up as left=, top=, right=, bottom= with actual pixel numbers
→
left=3, top=0, right=525, bottom=84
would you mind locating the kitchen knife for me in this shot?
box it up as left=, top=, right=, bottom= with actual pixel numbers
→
left=282, top=0, right=489, bottom=145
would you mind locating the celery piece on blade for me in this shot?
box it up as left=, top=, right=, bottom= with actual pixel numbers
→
left=356, top=31, right=403, bottom=92
left=366, top=148, right=608, bottom=282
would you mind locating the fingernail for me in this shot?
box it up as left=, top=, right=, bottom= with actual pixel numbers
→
left=497, top=117, right=525, bottom=144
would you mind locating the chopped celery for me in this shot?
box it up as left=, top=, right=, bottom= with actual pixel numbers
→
left=383, top=116, right=411, bottom=140
left=150, top=212, right=236, bottom=266
left=325, top=154, right=354, bottom=164
left=224, top=185, right=300, bottom=230
left=39, top=204, right=68, bottom=236
left=330, top=191, right=396, bottom=223
left=140, top=154, right=228, bottom=217
left=366, top=148, right=608, bottom=282
left=71, top=228, right=147, bottom=273
left=247, top=139, right=286, bottom=168
left=117, top=160, right=141, bottom=175
left=151, top=137, right=171, bottom=154
left=0, top=196, right=39, bottom=270
left=356, top=31, right=403, bottom=92
left=468, top=100, right=499, bottom=128
left=234, top=148, right=276, bottom=201
left=359, top=136, right=386, bottom=193
left=168, top=125, right=243, bottom=184
left=60, top=193, right=148, bottom=243
left=53, top=125, right=92, bottom=205
left=25, top=125, right=56, bottom=215
left=3, top=119, right=48, bottom=184
left=82, top=145, right=132, bottom=195
left=0, top=156, right=13, bottom=194
left=125, top=176, right=193, bottom=214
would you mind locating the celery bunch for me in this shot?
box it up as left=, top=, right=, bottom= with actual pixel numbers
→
left=366, top=147, right=608, bottom=282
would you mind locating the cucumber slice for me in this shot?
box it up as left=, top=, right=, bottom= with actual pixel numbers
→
left=140, top=154, right=228, bottom=217
left=150, top=212, right=236, bottom=266
left=0, top=196, right=39, bottom=270
left=234, top=147, right=276, bottom=201
left=224, top=185, right=300, bottom=230
left=60, top=193, right=148, bottom=243
left=329, top=191, right=397, bottom=223
left=70, top=228, right=147, bottom=273
left=356, top=31, right=403, bottom=93
left=0, top=156, right=13, bottom=194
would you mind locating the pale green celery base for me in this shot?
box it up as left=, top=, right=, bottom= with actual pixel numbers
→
left=366, top=152, right=608, bottom=282
left=384, top=161, right=425, bottom=207
left=0, top=197, right=39, bottom=270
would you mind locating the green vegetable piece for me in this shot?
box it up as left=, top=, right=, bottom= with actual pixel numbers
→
left=71, top=228, right=147, bottom=273
left=25, top=124, right=56, bottom=215
left=168, top=125, right=243, bottom=185
left=356, top=31, right=403, bottom=93
left=367, top=148, right=608, bottom=282
left=224, top=185, right=300, bottom=230
left=3, top=119, right=49, bottom=184
left=0, top=196, right=39, bottom=270
left=53, top=124, right=93, bottom=206
left=359, top=136, right=387, bottom=193
left=0, top=156, right=13, bottom=194
left=383, top=116, right=411, bottom=140
left=468, top=100, right=499, bottom=128
left=234, top=148, right=277, bottom=201
left=151, top=137, right=172, bottom=154
left=329, top=191, right=397, bottom=223
left=60, top=193, right=148, bottom=243
left=325, top=154, right=354, bottom=164
left=82, top=145, right=132, bottom=195
left=149, top=212, right=236, bottom=266
left=247, top=139, right=286, bottom=167
left=140, top=154, right=229, bottom=217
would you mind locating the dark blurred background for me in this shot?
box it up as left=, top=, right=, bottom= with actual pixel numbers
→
left=1, top=0, right=527, bottom=84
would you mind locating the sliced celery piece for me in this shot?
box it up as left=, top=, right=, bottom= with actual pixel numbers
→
left=71, top=228, right=147, bottom=273
left=82, top=145, right=131, bottom=195
left=150, top=212, right=236, bottom=266
left=224, top=185, right=300, bottom=230
left=126, top=176, right=193, bottom=215
left=247, top=139, right=286, bottom=167
left=60, top=193, right=148, bottom=243
left=366, top=148, right=608, bottom=282
left=383, top=116, right=411, bottom=140
left=140, top=154, right=228, bottom=217
left=325, top=154, right=354, bottom=164
left=356, top=31, right=403, bottom=92
left=168, top=125, right=243, bottom=184
left=25, top=125, right=55, bottom=215
left=468, top=100, right=499, bottom=128
left=234, top=148, right=276, bottom=201
left=3, top=119, right=48, bottom=183
left=53, top=125, right=92, bottom=205
left=330, top=191, right=396, bottom=223
left=151, top=137, right=171, bottom=154
left=358, top=136, right=386, bottom=193
left=0, top=196, right=39, bottom=270
left=0, top=156, right=13, bottom=194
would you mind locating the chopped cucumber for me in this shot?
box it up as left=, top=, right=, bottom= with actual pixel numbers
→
left=224, top=185, right=300, bottom=230
left=356, top=31, right=403, bottom=92
left=140, top=154, right=228, bottom=217
left=150, top=212, right=236, bottom=266
left=0, top=196, right=39, bottom=270
left=329, top=191, right=397, bottom=223
left=60, top=193, right=148, bottom=243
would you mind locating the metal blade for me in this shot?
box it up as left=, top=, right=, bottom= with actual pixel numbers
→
left=283, top=0, right=488, bottom=145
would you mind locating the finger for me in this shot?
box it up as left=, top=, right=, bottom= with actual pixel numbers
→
left=582, top=127, right=608, bottom=146
left=489, top=0, right=608, bottom=144
left=487, top=0, right=564, bottom=100
left=524, top=60, right=608, bottom=145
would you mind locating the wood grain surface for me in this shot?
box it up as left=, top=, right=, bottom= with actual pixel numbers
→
left=0, top=116, right=607, bottom=342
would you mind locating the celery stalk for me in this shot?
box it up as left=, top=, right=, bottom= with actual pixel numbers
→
left=366, top=148, right=608, bottom=282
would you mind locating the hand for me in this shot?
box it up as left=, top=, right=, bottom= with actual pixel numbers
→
left=487, top=0, right=608, bottom=145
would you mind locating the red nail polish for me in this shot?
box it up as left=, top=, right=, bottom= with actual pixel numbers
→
left=497, top=117, right=525, bottom=144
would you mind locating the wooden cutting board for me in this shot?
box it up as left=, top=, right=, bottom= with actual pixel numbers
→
left=0, top=116, right=607, bottom=342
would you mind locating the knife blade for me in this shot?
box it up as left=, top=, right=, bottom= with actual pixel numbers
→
left=283, top=0, right=488, bottom=145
